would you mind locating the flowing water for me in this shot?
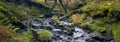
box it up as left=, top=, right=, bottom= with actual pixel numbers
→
left=31, top=18, right=114, bottom=42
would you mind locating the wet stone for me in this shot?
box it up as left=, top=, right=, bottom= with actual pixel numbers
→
left=30, top=18, right=114, bottom=42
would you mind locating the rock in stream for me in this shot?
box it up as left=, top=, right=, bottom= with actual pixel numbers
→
left=31, top=18, right=114, bottom=42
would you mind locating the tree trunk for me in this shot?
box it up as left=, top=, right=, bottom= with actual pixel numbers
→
left=45, top=0, right=47, bottom=3
left=59, top=0, right=68, bottom=13
left=50, top=0, right=57, bottom=13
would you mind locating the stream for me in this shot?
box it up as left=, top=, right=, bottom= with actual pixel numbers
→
left=31, top=18, right=114, bottom=42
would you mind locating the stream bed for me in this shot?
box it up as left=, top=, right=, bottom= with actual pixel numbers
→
left=31, top=18, right=114, bottom=42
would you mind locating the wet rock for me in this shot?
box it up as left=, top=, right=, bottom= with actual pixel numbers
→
left=30, top=18, right=114, bottom=42
left=53, top=29, right=62, bottom=32
left=73, top=27, right=84, bottom=38
left=60, top=21, right=74, bottom=26
left=91, top=36, right=104, bottom=42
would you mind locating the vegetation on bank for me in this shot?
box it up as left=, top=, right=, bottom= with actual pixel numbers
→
left=71, top=0, right=120, bottom=42
left=0, top=0, right=51, bottom=42
left=111, top=22, right=120, bottom=42
left=0, top=25, right=14, bottom=42
left=0, top=0, right=120, bottom=42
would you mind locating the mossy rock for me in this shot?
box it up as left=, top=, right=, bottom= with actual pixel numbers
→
left=37, top=29, right=52, bottom=41
left=71, top=14, right=85, bottom=24
left=51, top=15, right=59, bottom=21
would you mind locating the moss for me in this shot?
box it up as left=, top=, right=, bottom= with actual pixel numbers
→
left=0, top=2, right=52, bottom=42
left=59, top=22, right=64, bottom=26
left=78, top=1, right=120, bottom=41
left=71, top=14, right=85, bottom=24
left=77, top=1, right=120, bottom=19
left=51, top=15, right=59, bottom=21
left=82, top=5, right=110, bottom=17
left=111, top=22, right=120, bottom=42
left=80, top=6, right=91, bottom=13
left=80, top=21, right=91, bottom=27
left=0, top=1, right=49, bottom=31
left=37, top=29, right=52, bottom=41
left=13, top=29, right=33, bottom=42
left=88, top=23, right=107, bottom=32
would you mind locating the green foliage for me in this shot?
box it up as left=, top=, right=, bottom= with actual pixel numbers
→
left=0, top=25, right=17, bottom=42
left=13, top=29, right=33, bottom=42
left=6, top=23, right=19, bottom=33
left=0, top=0, right=120, bottom=42
left=0, top=2, right=41, bottom=42
left=77, top=1, right=120, bottom=42
left=77, top=1, right=120, bottom=18
left=111, top=22, right=120, bottom=42
left=89, top=23, right=107, bottom=32
left=0, top=1, right=43, bottom=32
left=37, top=29, right=52, bottom=40
left=80, top=20, right=92, bottom=27
left=0, top=1, right=52, bottom=42
left=80, top=5, right=109, bottom=17
left=0, top=2, right=24, bottom=24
